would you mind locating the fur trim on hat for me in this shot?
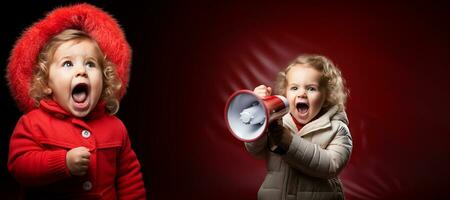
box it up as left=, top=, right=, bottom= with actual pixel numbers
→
left=6, top=3, right=131, bottom=112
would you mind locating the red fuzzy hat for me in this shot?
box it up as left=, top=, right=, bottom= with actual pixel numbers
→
left=6, top=3, right=131, bottom=113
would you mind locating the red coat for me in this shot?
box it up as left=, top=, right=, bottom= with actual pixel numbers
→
left=8, top=100, right=146, bottom=199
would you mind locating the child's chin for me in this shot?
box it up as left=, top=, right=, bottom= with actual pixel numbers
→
left=298, top=119, right=309, bottom=124
left=70, top=108, right=90, bottom=117
left=69, top=99, right=92, bottom=117
left=295, top=114, right=310, bottom=124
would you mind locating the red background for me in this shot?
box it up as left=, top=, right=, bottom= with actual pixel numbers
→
left=1, top=1, right=449, bottom=199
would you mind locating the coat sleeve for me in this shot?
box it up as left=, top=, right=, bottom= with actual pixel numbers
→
left=8, top=115, right=71, bottom=186
left=244, top=134, right=268, bottom=159
left=116, top=122, right=146, bottom=199
left=282, top=122, right=352, bottom=179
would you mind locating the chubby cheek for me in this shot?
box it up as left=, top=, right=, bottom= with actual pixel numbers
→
left=316, top=92, right=326, bottom=108
left=286, top=92, right=297, bottom=113
left=48, top=82, right=68, bottom=101
left=310, top=94, right=326, bottom=117
left=91, top=80, right=103, bottom=102
left=90, top=71, right=103, bottom=99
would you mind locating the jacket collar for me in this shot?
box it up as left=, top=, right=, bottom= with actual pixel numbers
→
left=283, top=105, right=348, bottom=137
left=39, top=99, right=106, bottom=120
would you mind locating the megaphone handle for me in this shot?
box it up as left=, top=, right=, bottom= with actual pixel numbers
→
left=267, top=134, right=287, bottom=155
left=266, top=119, right=287, bottom=155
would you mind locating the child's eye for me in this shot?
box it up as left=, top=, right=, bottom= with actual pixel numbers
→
left=62, top=61, right=73, bottom=67
left=290, top=86, right=298, bottom=91
left=86, top=61, right=96, bottom=68
left=307, top=87, right=317, bottom=92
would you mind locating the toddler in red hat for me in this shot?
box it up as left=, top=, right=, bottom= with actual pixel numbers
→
left=6, top=4, right=146, bottom=199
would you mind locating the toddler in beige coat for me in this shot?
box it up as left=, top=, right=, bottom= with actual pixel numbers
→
left=246, top=54, right=352, bottom=200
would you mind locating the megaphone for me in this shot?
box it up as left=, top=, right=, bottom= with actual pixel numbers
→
left=224, top=90, right=289, bottom=141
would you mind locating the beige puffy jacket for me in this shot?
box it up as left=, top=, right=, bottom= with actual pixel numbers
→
left=245, top=106, right=352, bottom=200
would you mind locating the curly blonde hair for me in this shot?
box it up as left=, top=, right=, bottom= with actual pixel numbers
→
left=275, top=54, right=349, bottom=111
left=29, top=29, right=122, bottom=114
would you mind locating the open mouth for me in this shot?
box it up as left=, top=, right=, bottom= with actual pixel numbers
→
left=296, top=102, right=309, bottom=114
left=72, top=83, right=89, bottom=103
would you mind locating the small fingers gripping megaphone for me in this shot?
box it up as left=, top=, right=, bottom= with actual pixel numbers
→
left=224, top=90, right=289, bottom=141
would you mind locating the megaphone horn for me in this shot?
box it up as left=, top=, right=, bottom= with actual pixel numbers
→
left=224, top=90, right=289, bottom=142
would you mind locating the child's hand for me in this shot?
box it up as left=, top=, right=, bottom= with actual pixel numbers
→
left=253, top=85, right=272, bottom=98
left=66, top=146, right=90, bottom=176
left=268, top=119, right=293, bottom=151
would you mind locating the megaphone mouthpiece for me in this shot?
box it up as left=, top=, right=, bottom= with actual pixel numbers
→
left=239, top=102, right=266, bottom=125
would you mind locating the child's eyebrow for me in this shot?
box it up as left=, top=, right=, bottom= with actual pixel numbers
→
left=288, top=83, right=320, bottom=88
left=305, top=83, right=320, bottom=87
left=86, top=56, right=98, bottom=62
left=56, top=55, right=73, bottom=61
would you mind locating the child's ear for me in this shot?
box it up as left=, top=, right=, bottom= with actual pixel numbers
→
left=44, top=87, right=53, bottom=95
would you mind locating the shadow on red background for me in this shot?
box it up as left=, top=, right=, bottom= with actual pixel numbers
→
left=1, top=1, right=449, bottom=199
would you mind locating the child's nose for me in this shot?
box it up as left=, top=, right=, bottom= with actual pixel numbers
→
left=75, top=64, right=87, bottom=77
left=297, top=89, right=307, bottom=98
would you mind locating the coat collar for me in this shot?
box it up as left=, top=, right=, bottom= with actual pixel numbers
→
left=283, top=105, right=348, bottom=137
left=39, top=99, right=106, bottom=120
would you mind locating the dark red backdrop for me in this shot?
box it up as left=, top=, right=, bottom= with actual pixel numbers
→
left=1, top=1, right=449, bottom=199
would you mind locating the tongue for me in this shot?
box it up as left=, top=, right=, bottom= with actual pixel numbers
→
left=297, top=105, right=308, bottom=114
left=72, top=91, right=87, bottom=103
